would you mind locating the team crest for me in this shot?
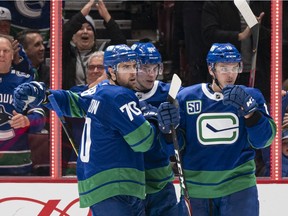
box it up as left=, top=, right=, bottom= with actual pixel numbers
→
left=0, top=105, right=12, bottom=126
left=196, top=113, right=239, bottom=145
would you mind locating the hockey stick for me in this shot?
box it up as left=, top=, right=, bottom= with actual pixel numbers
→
left=234, top=0, right=260, bottom=88
left=167, top=74, right=192, bottom=216
left=48, top=94, right=79, bottom=157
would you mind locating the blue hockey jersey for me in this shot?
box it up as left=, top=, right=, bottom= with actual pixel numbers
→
left=48, top=80, right=156, bottom=207
left=176, top=83, right=276, bottom=198
left=0, top=70, right=45, bottom=175
left=136, top=80, right=175, bottom=194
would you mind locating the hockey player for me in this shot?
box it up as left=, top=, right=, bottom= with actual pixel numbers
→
left=13, top=44, right=158, bottom=215
left=131, top=42, right=178, bottom=215
left=0, top=36, right=45, bottom=175
left=157, top=43, right=276, bottom=216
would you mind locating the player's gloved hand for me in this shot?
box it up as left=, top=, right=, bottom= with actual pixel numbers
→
left=222, top=85, right=258, bottom=117
left=139, top=101, right=158, bottom=124
left=157, top=102, right=180, bottom=134
left=13, top=81, right=46, bottom=113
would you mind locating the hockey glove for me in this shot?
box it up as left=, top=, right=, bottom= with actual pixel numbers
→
left=139, top=101, right=158, bottom=125
left=157, top=102, right=180, bottom=134
left=13, top=81, right=46, bottom=113
left=222, top=85, right=258, bottom=117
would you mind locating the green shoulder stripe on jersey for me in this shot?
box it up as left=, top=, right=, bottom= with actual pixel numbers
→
left=124, top=121, right=154, bottom=152
left=78, top=168, right=145, bottom=208
left=67, top=91, right=86, bottom=117
left=184, top=160, right=256, bottom=198
left=145, top=165, right=174, bottom=194
left=0, top=151, right=31, bottom=166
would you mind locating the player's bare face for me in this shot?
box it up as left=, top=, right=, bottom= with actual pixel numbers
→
left=86, top=56, right=106, bottom=85
left=213, top=62, right=239, bottom=90
left=72, top=23, right=95, bottom=51
left=136, top=64, right=158, bottom=91
left=25, top=33, right=45, bottom=68
left=116, top=61, right=137, bottom=89
left=0, top=37, right=13, bottom=74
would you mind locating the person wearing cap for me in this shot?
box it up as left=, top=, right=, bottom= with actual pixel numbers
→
left=0, top=6, right=36, bottom=78
left=157, top=43, right=276, bottom=215
left=0, top=6, right=11, bottom=35
left=62, top=0, right=126, bottom=90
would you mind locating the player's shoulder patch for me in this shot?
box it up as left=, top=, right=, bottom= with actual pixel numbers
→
left=186, top=100, right=202, bottom=115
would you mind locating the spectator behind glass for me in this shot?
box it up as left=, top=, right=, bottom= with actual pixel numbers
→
left=282, top=90, right=288, bottom=130
left=64, top=51, right=107, bottom=176
left=0, top=1, right=50, bottom=43
left=0, top=6, right=34, bottom=76
left=0, top=36, right=45, bottom=176
left=62, top=0, right=126, bottom=90
left=262, top=90, right=288, bottom=177
left=201, top=1, right=271, bottom=103
left=0, top=6, right=11, bottom=35
left=282, top=129, right=288, bottom=177
left=16, top=29, right=50, bottom=87
left=16, top=30, right=51, bottom=176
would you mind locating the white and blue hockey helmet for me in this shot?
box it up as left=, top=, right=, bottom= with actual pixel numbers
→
left=131, top=42, right=162, bottom=65
left=104, top=44, right=137, bottom=73
left=207, top=43, right=242, bottom=73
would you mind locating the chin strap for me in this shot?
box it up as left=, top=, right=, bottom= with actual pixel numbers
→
left=212, top=69, right=223, bottom=91
left=214, top=77, right=223, bottom=91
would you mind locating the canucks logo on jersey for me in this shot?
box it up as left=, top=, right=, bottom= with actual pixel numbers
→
left=0, top=105, right=12, bottom=126
left=197, top=113, right=239, bottom=145
left=186, top=99, right=239, bottom=145
left=0, top=105, right=14, bottom=141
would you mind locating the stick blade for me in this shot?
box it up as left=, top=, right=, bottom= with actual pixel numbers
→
left=168, top=74, right=182, bottom=102
left=234, top=0, right=258, bottom=28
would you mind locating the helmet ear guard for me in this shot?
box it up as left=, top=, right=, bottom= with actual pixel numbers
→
left=158, top=63, right=164, bottom=75
left=238, top=61, right=243, bottom=73
left=209, top=63, right=216, bottom=72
